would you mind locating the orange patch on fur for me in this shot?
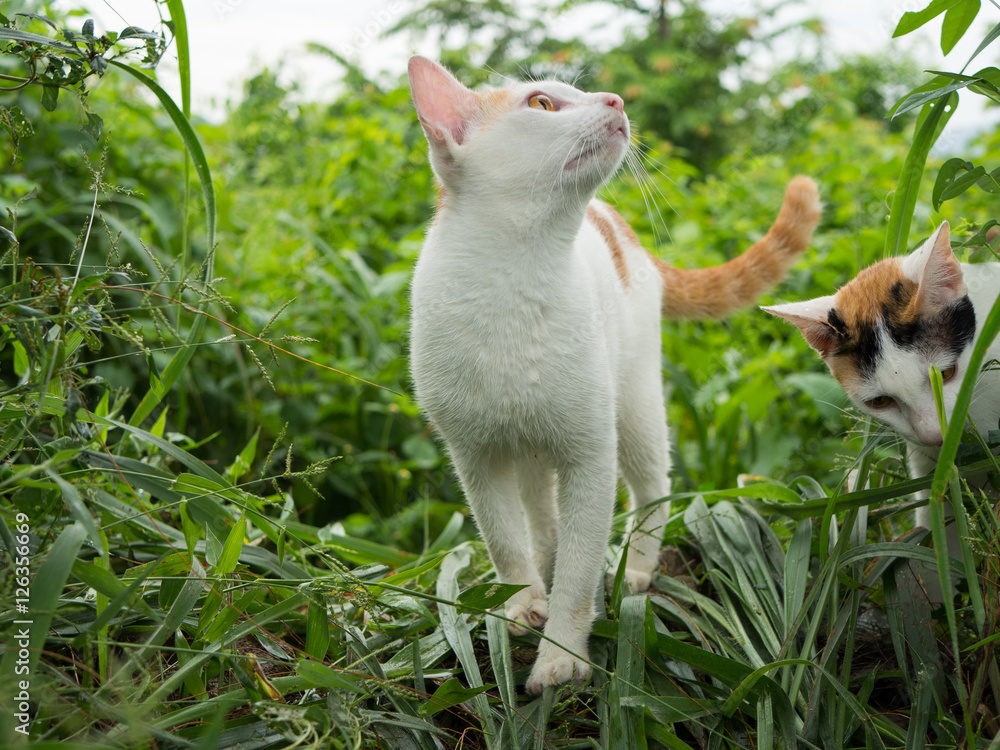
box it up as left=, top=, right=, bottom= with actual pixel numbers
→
left=586, top=203, right=631, bottom=287
left=475, top=89, right=516, bottom=129
left=833, top=258, right=916, bottom=329
left=827, top=356, right=866, bottom=398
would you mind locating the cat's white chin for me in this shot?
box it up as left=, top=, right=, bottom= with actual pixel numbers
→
left=563, top=130, right=628, bottom=173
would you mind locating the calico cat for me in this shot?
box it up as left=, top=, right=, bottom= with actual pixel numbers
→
left=765, top=222, right=1000, bottom=540
left=407, top=55, right=822, bottom=693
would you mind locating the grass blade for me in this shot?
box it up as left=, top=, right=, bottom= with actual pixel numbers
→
left=436, top=545, right=497, bottom=746
left=612, top=596, right=649, bottom=749
left=486, top=615, right=524, bottom=750
left=885, top=94, right=958, bottom=256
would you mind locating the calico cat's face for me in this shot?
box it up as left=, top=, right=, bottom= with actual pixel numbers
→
left=765, top=223, right=976, bottom=447
left=407, top=56, right=630, bottom=210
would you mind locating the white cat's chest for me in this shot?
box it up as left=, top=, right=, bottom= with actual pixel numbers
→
left=409, top=221, right=624, bottom=448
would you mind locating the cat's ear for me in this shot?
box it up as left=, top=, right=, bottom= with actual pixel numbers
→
left=408, top=56, right=476, bottom=148
left=902, top=222, right=967, bottom=311
left=762, top=296, right=839, bottom=356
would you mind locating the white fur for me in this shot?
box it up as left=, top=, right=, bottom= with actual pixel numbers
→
left=408, top=57, right=670, bottom=693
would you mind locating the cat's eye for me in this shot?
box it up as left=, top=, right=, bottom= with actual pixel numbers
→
left=864, top=395, right=896, bottom=410
left=528, top=95, right=554, bottom=111
left=941, top=364, right=957, bottom=382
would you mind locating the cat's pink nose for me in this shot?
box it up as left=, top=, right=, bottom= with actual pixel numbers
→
left=603, top=93, right=624, bottom=112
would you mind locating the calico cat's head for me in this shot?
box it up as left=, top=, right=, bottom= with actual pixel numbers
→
left=407, top=56, right=630, bottom=214
left=764, top=222, right=976, bottom=447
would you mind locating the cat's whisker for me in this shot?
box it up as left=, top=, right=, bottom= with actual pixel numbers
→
left=570, top=65, right=592, bottom=89
left=622, top=146, right=672, bottom=247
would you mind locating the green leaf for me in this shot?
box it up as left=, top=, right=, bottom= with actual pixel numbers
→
left=164, top=0, right=190, bottom=117
left=885, top=93, right=957, bottom=256
left=485, top=615, right=523, bottom=750
left=933, top=157, right=986, bottom=209
left=962, top=21, right=1000, bottom=70
left=0, top=26, right=76, bottom=51
left=225, top=427, right=260, bottom=483
left=71, top=558, right=159, bottom=645
left=456, top=582, right=528, bottom=611
left=612, top=596, right=649, bottom=750
left=893, top=0, right=962, bottom=37
left=81, top=414, right=229, bottom=485
left=436, top=547, right=496, bottom=739
left=305, top=595, right=330, bottom=659
left=46, top=468, right=107, bottom=562
left=418, top=678, right=494, bottom=717
left=783, top=520, right=811, bottom=634
left=295, top=658, right=365, bottom=692
left=81, top=111, right=102, bottom=141
left=941, top=0, right=980, bottom=54
left=213, top=515, right=246, bottom=576
left=40, top=85, right=58, bottom=112
left=11, top=338, right=27, bottom=378
left=106, top=60, right=213, bottom=261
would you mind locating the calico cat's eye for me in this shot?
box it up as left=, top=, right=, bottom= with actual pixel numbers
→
left=528, top=95, right=554, bottom=111
left=864, top=395, right=895, bottom=410
left=941, top=364, right=957, bottom=382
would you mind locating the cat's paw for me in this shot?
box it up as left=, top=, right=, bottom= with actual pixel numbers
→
left=525, top=645, right=591, bottom=695
left=623, top=568, right=652, bottom=593
left=605, top=565, right=652, bottom=594
left=505, top=588, right=548, bottom=636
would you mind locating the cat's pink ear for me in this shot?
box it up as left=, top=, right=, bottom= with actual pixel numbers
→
left=762, top=297, right=839, bottom=356
left=903, top=222, right=967, bottom=311
left=408, top=56, right=476, bottom=147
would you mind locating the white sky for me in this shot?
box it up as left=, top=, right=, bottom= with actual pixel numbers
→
left=52, top=0, right=999, bottom=132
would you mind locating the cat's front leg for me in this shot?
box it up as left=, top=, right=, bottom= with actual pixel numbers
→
left=516, top=456, right=559, bottom=588
left=449, top=449, right=549, bottom=635
left=909, top=444, right=961, bottom=553
left=908, top=443, right=962, bottom=602
left=526, top=447, right=617, bottom=695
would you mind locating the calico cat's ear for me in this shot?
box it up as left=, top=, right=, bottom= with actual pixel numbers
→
left=408, top=56, right=476, bottom=147
left=901, top=221, right=967, bottom=311
left=762, top=296, right=839, bottom=356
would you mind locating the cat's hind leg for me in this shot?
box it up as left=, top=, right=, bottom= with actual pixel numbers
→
left=517, top=455, right=559, bottom=590
left=616, top=371, right=672, bottom=592
left=450, top=449, right=548, bottom=636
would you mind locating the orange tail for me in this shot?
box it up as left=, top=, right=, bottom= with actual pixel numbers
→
left=654, top=176, right=822, bottom=319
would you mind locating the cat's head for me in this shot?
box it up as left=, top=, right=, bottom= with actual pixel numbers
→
left=407, top=56, right=630, bottom=214
left=764, top=222, right=976, bottom=447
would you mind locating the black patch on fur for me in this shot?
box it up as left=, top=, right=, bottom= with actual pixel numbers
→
left=830, top=314, right=882, bottom=377
left=885, top=305, right=919, bottom=348
left=851, top=321, right=882, bottom=376
left=920, top=296, right=976, bottom=358
left=890, top=280, right=911, bottom=306
left=827, top=308, right=847, bottom=335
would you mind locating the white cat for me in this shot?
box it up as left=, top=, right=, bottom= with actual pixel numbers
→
left=407, top=56, right=821, bottom=693
left=765, top=222, right=1000, bottom=541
